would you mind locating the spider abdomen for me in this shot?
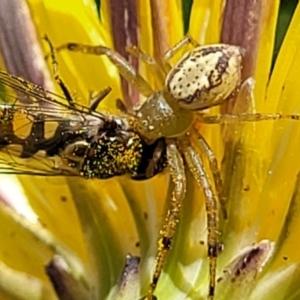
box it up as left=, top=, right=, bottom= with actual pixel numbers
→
left=165, top=44, right=243, bottom=110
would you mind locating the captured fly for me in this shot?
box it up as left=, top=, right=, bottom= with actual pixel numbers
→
left=0, top=70, right=167, bottom=179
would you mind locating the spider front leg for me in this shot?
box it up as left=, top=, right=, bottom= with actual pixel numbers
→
left=143, top=140, right=186, bottom=300
left=126, top=46, right=157, bottom=66
left=126, top=45, right=165, bottom=86
left=54, top=43, right=154, bottom=97
left=181, top=137, right=219, bottom=300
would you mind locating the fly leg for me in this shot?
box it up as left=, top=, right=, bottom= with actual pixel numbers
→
left=45, top=36, right=113, bottom=110
left=88, top=86, right=112, bottom=112
left=145, top=139, right=166, bottom=178
left=44, top=36, right=75, bottom=107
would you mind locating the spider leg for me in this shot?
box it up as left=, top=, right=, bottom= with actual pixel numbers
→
left=197, top=113, right=300, bottom=124
left=161, top=35, right=200, bottom=73
left=126, top=45, right=165, bottom=86
left=54, top=43, right=154, bottom=98
left=144, top=140, right=186, bottom=299
left=193, top=129, right=227, bottom=219
left=126, top=45, right=157, bottom=65
left=180, top=138, right=219, bottom=300
left=43, top=36, right=75, bottom=107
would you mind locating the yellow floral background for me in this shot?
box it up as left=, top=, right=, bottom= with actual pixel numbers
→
left=0, top=0, right=299, bottom=299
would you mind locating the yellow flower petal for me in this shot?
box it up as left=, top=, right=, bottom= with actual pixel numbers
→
left=1, top=1, right=300, bottom=300
left=189, top=0, right=224, bottom=44
left=27, top=0, right=122, bottom=110
left=254, top=1, right=280, bottom=108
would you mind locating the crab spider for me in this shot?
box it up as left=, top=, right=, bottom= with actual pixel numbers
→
left=54, top=36, right=243, bottom=300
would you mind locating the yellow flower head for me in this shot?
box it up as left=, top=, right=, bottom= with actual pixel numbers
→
left=0, top=1, right=299, bottom=300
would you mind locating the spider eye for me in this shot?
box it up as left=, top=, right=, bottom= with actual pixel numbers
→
left=165, top=44, right=243, bottom=110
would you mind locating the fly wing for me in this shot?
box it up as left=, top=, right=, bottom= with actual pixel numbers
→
left=0, top=147, right=79, bottom=176
left=0, top=69, right=107, bottom=118
left=0, top=106, right=88, bottom=176
left=0, top=70, right=107, bottom=176
left=0, top=69, right=68, bottom=107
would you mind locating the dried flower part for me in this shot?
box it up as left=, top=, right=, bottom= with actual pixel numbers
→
left=107, top=0, right=139, bottom=107
left=46, top=255, right=90, bottom=300
left=108, top=255, right=141, bottom=300
left=0, top=0, right=53, bottom=97
left=216, top=240, right=275, bottom=300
